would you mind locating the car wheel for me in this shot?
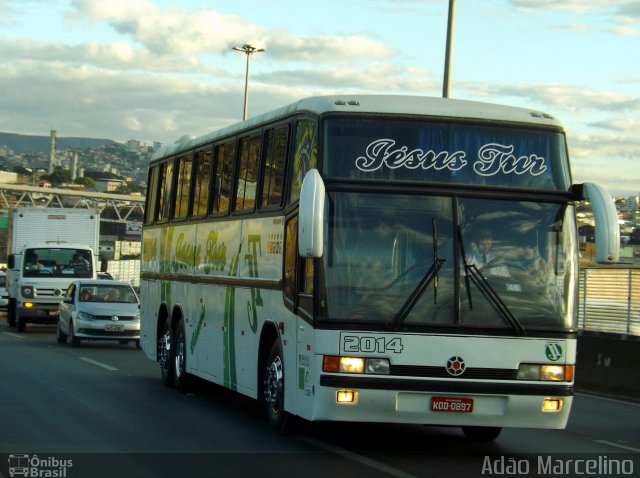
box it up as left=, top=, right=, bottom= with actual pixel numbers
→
left=56, top=320, right=67, bottom=343
left=173, top=318, right=192, bottom=394
left=263, top=340, right=295, bottom=434
left=68, top=320, right=81, bottom=347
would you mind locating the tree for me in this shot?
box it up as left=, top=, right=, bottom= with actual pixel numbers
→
left=74, top=177, right=97, bottom=190
left=40, top=167, right=72, bottom=185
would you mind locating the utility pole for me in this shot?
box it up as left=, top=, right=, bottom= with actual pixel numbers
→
left=442, top=0, right=456, bottom=98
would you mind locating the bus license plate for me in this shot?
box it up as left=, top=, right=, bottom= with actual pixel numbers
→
left=105, top=324, right=125, bottom=332
left=431, top=396, right=474, bottom=413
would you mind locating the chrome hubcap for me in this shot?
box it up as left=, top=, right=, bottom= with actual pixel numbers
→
left=174, top=333, right=184, bottom=379
left=264, top=355, right=283, bottom=409
left=159, top=329, right=170, bottom=368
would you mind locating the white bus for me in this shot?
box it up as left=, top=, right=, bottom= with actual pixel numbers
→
left=140, top=95, right=619, bottom=440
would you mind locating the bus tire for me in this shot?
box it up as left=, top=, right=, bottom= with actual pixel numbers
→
left=173, top=318, right=192, bottom=394
left=263, top=340, right=295, bottom=434
left=462, top=426, right=502, bottom=441
left=159, top=320, right=175, bottom=388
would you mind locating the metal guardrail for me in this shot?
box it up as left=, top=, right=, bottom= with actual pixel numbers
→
left=578, top=265, right=640, bottom=337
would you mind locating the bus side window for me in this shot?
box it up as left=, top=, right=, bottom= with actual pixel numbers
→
left=144, top=165, right=160, bottom=225
left=211, top=142, right=234, bottom=215
left=235, top=134, right=261, bottom=212
left=289, top=120, right=317, bottom=205
left=261, top=126, right=289, bottom=209
left=157, top=160, right=174, bottom=222
left=284, top=216, right=298, bottom=308
left=173, top=153, right=192, bottom=220
left=190, top=147, right=212, bottom=218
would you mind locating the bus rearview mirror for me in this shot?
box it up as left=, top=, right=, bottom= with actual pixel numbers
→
left=298, top=169, right=325, bottom=258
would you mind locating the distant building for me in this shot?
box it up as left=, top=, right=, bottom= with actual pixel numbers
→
left=94, top=178, right=126, bottom=193
left=0, top=171, right=18, bottom=183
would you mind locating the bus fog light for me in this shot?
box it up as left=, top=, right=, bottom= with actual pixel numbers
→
left=336, top=390, right=358, bottom=403
left=542, top=398, right=563, bottom=412
left=365, top=358, right=390, bottom=374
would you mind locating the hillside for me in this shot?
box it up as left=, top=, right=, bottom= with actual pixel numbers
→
left=0, top=132, right=120, bottom=153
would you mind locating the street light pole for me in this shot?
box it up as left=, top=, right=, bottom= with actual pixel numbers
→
left=232, top=44, right=265, bottom=120
left=442, top=0, right=456, bottom=98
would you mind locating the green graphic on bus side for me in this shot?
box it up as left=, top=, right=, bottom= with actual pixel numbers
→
left=173, top=232, right=199, bottom=273
left=203, top=230, right=227, bottom=273
left=160, top=226, right=174, bottom=274
left=223, top=242, right=242, bottom=390
left=245, top=234, right=263, bottom=334
left=190, top=304, right=206, bottom=354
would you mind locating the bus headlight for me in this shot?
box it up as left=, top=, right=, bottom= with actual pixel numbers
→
left=323, top=356, right=390, bottom=375
left=21, top=286, right=34, bottom=298
left=517, top=363, right=574, bottom=382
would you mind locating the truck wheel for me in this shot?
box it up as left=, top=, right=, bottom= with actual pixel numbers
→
left=7, top=299, right=16, bottom=327
left=16, top=315, right=26, bottom=333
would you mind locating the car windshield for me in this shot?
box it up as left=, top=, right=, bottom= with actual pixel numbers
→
left=79, top=285, right=137, bottom=303
left=320, top=192, right=578, bottom=332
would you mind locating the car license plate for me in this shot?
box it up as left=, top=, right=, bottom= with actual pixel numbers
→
left=105, top=324, right=125, bottom=332
left=431, top=396, right=474, bottom=413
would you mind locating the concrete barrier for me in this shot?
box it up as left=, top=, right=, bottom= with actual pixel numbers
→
left=576, top=332, right=640, bottom=402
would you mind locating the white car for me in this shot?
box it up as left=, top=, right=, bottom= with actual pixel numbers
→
left=57, top=279, right=141, bottom=347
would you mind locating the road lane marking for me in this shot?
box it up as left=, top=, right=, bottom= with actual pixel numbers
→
left=577, top=392, right=640, bottom=408
left=79, top=357, right=119, bottom=372
left=594, top=440, right=640, bottom=453
left=299, top=437, right=418, bottom=478
left=2, top=331, right=25, bottom=339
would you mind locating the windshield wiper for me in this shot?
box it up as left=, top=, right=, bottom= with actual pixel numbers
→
left=458, top=226, right=526, bottom=335
left=388, top=219, right=446, bottom=331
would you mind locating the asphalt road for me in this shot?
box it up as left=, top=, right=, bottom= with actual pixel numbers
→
left=1, top=320, right=639, bottom=478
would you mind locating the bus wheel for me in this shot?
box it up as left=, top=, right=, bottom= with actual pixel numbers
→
left=173, top=318, right=192, bottom=394
left=263, top=340, right=294, bottom=434
left=462, top=426, right=502, bottom=441
left=159, top=320, right=175, bottom=388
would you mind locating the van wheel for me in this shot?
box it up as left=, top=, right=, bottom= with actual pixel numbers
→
left=263, top=340, right=295, bottom=434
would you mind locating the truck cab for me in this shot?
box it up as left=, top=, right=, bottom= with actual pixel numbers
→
left=8, top=244, right=97, bottom=331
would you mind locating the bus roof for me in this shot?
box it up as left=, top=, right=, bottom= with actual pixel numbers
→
left=151, top=95, right=564, bottom=162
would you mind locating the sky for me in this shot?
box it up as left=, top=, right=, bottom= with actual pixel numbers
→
left=0, top=0, right=639, bottom=197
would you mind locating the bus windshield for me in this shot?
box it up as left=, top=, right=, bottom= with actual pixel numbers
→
left=323, top=118, right=571, bottom=191
left=320, top=193, right=578, bottom=332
